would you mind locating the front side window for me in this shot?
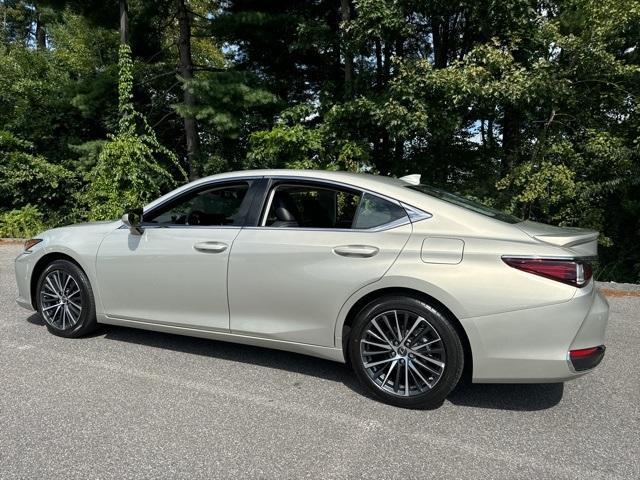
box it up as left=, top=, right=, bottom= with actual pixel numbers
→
left=263, top=183, right=408, bottom=230
left=145, top=183, right=249, bottom=226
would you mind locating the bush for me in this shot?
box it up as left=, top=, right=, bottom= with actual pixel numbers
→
left=0, top=130, right=78, bottom=212
left=0, top=205, right=46, bottom=239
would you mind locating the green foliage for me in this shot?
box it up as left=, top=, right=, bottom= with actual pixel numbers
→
left=182, top=71, right=277, bottom=138
left=84, top=45, right=185, bottom=220
left=248, top=104, right=367, bottom=171
left=0, top=205, right=46, bottom=239
left=0, top=130, right=78, bottom=211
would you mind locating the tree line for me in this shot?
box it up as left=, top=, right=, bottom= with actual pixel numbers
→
left=0, top=0, right=639, bottom=282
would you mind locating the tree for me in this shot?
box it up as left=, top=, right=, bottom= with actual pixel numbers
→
left=175, top=0, right=200, bottom=180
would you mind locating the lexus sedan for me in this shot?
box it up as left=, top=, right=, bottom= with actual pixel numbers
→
left=15, top=170, right=609, bottom=408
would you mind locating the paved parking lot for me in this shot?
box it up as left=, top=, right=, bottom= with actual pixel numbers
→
left=1, top=243, right=638, bottom=479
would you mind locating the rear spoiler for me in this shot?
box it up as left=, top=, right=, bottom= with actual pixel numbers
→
left=532, top=231, right=599, bottom=257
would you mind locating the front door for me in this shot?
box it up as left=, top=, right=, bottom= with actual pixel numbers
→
left=96, top=180, right=255, bottom=330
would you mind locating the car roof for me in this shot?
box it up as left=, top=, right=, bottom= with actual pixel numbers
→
left=203, top=169, right=408, bottom=190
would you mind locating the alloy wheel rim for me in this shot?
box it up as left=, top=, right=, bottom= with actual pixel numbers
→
left=40, top=270, right=82, bottom=330
left=360, top=309, right=446, bottom=397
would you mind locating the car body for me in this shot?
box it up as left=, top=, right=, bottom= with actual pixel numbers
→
left=15, top=169, right=609, bottom=407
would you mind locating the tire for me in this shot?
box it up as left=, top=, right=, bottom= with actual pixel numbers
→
left=349, top=295, right=464, bottom=409
left=36, top=259, right=98, bottom=338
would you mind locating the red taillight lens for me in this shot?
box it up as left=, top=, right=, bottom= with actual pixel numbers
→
left=569, top=347, right=600, bottom=358
left=569, top=345, right=605, bottom=371
left=502, top=257, right=593, bottom=287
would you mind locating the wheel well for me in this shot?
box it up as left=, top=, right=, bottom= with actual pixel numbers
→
left=30, top=253, right=84, bottom=309
left=341, top=287, right=473, bottom=382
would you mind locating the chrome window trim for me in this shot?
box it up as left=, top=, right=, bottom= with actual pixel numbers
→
left=118, top=224, right=243, bottom=230
left=246, top=216, right=410, bottom=233
left=260, top=187, right=277, bottom=227
left=401, top=203, right=432, bottom=223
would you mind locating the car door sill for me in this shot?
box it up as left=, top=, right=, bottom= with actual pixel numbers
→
left=99, top=314, right=345, bottom=363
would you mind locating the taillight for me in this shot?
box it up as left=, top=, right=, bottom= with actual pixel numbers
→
left=502, top=257, right=593, bottom=287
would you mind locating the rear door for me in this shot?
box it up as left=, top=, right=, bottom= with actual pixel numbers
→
left=227, top=179, right=412, bottom=347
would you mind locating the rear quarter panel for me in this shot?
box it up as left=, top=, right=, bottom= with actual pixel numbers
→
left=334, top=214, right=578, bottom=348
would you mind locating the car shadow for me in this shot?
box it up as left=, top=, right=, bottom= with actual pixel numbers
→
left=448, top=382, right=564, bottom=411
left=24, top=314, right=564, bottom=411
left=26, top=313, right=45, bottom=326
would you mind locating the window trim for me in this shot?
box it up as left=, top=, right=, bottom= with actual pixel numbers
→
left=258, top=178, right=412, bottom=232
left=140, top=178, right=259, bottom=229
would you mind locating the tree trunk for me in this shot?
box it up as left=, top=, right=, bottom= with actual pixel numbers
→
left=431, top=16, right=449, bottom=69
left=488, top=118, right=495, bottom=151
left=119, top=0, right=129, bottom=45
left=383, top=40, right=391, bottom=85
left=340, top=0, right=353, bottom=99
left=35, top=13, right=46, bottom=50
left=176, top=0, right=201, bottom=180
left=375, top=39, right=383, bottom=91
left=502, top=104, right=520, bottom=173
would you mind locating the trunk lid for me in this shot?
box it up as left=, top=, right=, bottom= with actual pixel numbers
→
left=517, top=220, right=599, bottom=257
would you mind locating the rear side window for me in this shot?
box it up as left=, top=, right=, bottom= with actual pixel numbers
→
left=263, top=183, right=408, bottom=230
left=264, top=184, right=361, bottom=228
left=353, top=193, right=408, bottom=229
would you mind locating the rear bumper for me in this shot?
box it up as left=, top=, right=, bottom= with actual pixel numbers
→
left=461, top=283, right=609, bottom=383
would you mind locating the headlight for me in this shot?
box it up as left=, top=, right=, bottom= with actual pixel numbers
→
left=24, top=238, right=43, bottom=252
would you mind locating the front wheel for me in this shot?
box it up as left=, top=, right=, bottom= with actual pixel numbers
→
left=36, top=259, right=98, bottom=338
left=349, top=295, right=464, bottom=409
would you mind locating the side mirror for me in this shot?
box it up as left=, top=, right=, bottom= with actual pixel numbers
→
left=121, top=208, right=144, bottom=235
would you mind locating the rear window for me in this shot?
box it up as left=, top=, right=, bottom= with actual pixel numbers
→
left=407, top=185, right=521, bottom=224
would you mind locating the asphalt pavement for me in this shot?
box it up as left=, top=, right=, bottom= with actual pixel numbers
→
left=0, top=242, right=638, bottom=479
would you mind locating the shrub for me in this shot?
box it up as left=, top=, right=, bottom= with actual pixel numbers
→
left=0, top=205, right=46, bottom=239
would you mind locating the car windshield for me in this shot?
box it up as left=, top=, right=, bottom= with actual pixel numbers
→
left=407, top=184, right=522, bottom=224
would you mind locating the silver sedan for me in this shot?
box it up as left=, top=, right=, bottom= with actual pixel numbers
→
left=14, top=170, right=609, bottom=408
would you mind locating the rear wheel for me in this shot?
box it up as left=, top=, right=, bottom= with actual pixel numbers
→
left=36, top=259, right=97, bottom=338
left=349, top=295, right=464, bottom=409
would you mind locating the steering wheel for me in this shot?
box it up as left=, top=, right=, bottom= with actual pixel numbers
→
left=186, top=210, right=205, bottom=226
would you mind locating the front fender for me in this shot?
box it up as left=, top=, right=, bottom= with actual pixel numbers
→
left=17, top=222, right=119, bottom=314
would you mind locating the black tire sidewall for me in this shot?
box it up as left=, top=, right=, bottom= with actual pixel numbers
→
left=349, top=295, right=464, bottom=409
left=36, top=260, right=97, bottom=338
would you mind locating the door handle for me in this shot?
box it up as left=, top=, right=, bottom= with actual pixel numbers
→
left=193, top=241, right=228, bottom=253
left=333, top=245, right=379, bottom=258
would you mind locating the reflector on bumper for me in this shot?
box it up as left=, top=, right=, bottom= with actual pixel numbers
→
left=569, top=346, right=606, bottom=371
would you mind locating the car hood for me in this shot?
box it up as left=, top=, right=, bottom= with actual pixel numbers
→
left=65, top=220, right=118, bottom=228
left=517, top=220, right=599, bottom=257
left=38, top=220, right=121, bottom=239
